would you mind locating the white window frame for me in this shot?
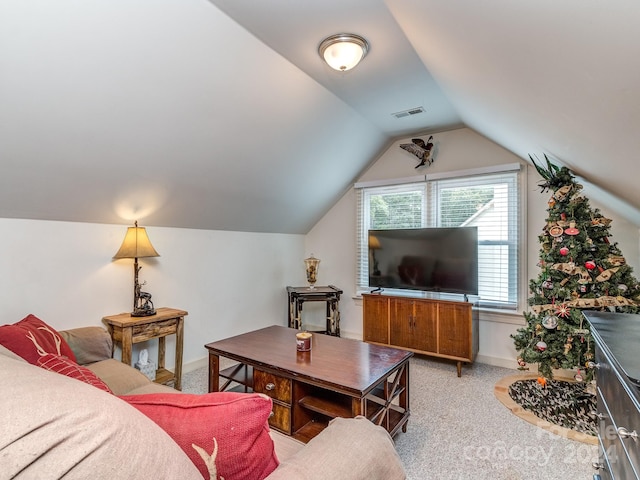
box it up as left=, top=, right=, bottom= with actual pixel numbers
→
left=355, top=164, right=524, bottom=310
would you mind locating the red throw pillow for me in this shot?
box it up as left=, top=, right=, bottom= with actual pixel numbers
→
left=122, top=392, right=279, bottom=480
left=0, top=314, right=76, bottom=364
left=37, top=353, right=113, bottom=394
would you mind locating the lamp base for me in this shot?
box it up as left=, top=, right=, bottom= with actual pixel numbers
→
left=131, top=308, right=156, bottom=317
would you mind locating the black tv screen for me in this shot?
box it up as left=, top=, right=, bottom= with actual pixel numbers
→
left=368, top=227, right=478, bottom=295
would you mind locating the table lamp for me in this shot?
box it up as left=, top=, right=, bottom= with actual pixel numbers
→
left=113, top=221, right=160, bottom=317
left=368, top=234, right=381, bottom=276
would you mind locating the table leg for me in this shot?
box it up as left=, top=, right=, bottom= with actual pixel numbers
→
left=351, top=396, right=364, bottom=417
left=158, top=336, right=166, bottom=371
left=121, top=327, right=133, bottom=365
left=288, top=292, right=295, bottom=328
left=295, top=298, right=303, bottom=330
left=399, top=361, right=410, bottom=432
left=208, top=353, right=220, bottom=393
left=174, top=318, right=184, bottom=390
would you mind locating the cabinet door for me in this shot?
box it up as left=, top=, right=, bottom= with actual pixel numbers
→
left=411, top=300, right=438, bottom=353
left=390, top=299, right=414, bottom=348
left=438, top=303, right=472, bottom=359
left=363, top=295, right=389, bottom=344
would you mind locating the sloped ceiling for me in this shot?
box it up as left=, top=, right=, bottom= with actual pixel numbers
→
left=386, top=0, right=640, bottom=224
left=0, top=0, right=389, bottom=234
left=1, top=0, right=639, bottom=234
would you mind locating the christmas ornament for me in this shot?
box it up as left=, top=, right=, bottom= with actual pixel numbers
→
left=559, top=246, right=569, bottom=256
left=537, top=377, right=547, bottom=388
left=549, top=226, right=563, bottom=237
left=554, top=185, right=573, bottom=201
left=548, top=198, right=556, bottom=208
left=542, top=279, right=554, bottom=289
left=536, top=341, right=547, bottom=351
left=574, top=370, right=583, bottom=382
left=585, top=260, right=596, bottom=270
left=579, top=284, right=589, bottom=293
left=517, top=357, right=526, bottom=367
left=619, top=284, right=628, bottom=292
left=564, top=222, right=579, bottom=235
left=554, top=303, right=571, bottom=318
left=542, top=315, right=558, bottom=329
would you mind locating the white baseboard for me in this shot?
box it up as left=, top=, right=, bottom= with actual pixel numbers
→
left=182, top=355, right=241, bottom=374
left=475, top=354, right=518, bottom=370
left=183, top=356, right=208, bottom=373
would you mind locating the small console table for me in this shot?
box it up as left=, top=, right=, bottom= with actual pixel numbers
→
left=287, top=285, right=342, bottom=336
left=102, top=307, right=187, bottom=390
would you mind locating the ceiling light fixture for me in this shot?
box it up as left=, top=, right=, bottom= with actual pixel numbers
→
left=318, top=33, right=369, bottom=72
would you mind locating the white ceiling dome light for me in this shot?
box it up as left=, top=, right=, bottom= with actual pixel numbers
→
left=318, top=33, right=369, bottom=72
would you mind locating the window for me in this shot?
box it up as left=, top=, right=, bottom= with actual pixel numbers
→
left=356, top=166, right=521, bottom=309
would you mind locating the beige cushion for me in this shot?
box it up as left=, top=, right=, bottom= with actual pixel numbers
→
left=0, top=343, right=25, bottom=362
left=60, top=327, right=113, bottom=365
left=270, top=431, right=305, bottom=463
left=86, top=358, right=153, bottom=395
left=126, top=382, right=181, bottom=395
left=266, top=416, right=406, bottom=480
left=0, top=353, right=202, bottom=480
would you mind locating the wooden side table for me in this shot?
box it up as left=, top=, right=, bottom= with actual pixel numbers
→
left=102, top=307, right=187, bottom=390
left=286, top=285, right=342, bottom=336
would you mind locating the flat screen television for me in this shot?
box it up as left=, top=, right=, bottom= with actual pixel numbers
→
left=368, top=227, right=478, bottom=296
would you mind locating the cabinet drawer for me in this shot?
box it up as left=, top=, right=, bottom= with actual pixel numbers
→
left=268, top=402, right=292, bottom=434
left=254, top=370, right=292, bottom=403
left=597, top=387, right=638, bottom=480
left=596, top=354, right=640, bottom=477
left=132, top=319, right=177, bottom=340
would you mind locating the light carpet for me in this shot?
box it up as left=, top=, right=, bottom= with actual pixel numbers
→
left=181, top=356, right=597, bottom=480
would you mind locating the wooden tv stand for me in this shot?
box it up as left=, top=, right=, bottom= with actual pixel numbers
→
left=362, top=293, right=478, bottom=376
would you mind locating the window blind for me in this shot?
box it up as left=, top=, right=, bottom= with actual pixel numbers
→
left=356, top=168, right=521, bottom=309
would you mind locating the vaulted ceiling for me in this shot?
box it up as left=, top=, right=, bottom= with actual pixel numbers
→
left=1, top=0, right=639, bottom=234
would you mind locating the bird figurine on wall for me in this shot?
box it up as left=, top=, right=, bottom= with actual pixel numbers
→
left=400, top=135, right=435, bottom=168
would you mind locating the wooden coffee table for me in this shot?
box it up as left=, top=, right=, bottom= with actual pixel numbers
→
left=205, top=325, right=412, bottom=443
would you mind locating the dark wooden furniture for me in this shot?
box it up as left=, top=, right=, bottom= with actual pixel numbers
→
left=102, top=307, right=187, bottom=390
left=205, top=325, right=411, bottom=442
left=362, top=293, right=478, bottom=377
left=287, top=285, right=342, bottom=336
left=584, top=311, right=640, bottom=480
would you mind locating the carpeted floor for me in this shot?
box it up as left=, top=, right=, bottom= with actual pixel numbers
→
left=182, top=357, right=598, bottom=480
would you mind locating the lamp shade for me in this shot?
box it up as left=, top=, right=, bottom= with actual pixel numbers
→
left=113, top=224, right=159, bottom=259
left=368, top=234, right=381, bottom=250
left=318, top=34, right=369, bottom=72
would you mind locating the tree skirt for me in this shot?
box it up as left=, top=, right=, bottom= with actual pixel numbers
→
left=494, top=374, right=598, bottom=445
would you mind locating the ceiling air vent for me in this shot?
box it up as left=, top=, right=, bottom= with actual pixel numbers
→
left=392, top=106, right=425, bottom=119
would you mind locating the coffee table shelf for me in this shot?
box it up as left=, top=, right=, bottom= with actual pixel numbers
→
left=293, top=420, right=327, bottom=443
left=219, top=364, right=253, bottom=392
left=299, top=393, right=352, bottom=419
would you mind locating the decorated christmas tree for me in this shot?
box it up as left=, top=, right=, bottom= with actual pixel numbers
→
left=512, top=157, right=640, bottom=381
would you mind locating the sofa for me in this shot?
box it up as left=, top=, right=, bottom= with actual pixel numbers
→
left=0, top=319, right=406, bottom=480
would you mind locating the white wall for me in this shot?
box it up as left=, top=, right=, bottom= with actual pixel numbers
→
left=0, top=218, right=305, bottom=371
left=305, top=127, right=640, bottom=369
